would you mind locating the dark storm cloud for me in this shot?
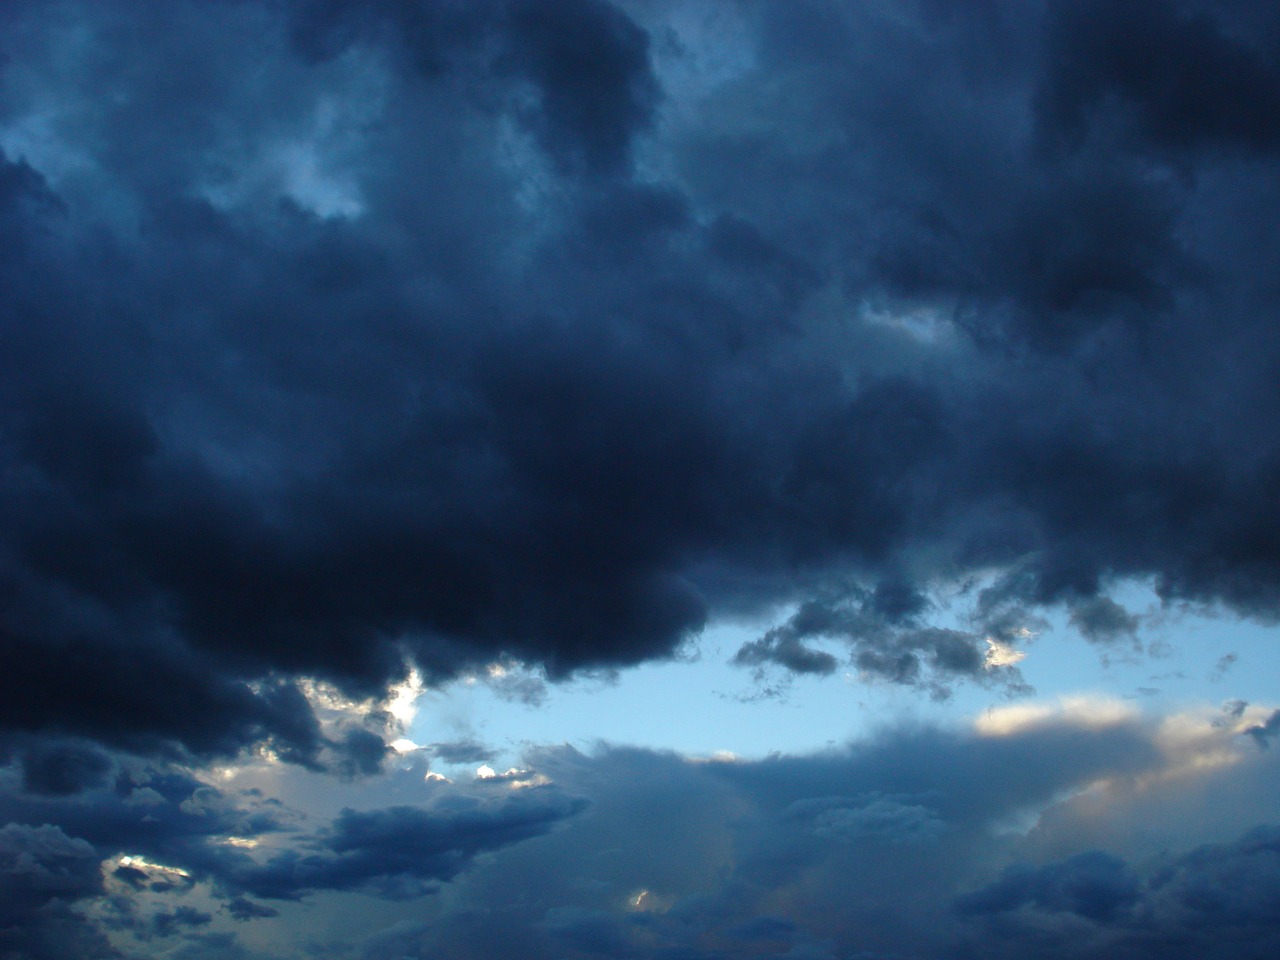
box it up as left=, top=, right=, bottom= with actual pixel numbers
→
left=958, top=828, right=1280, bottom=960
left=229, top=788, right=589, bottom=900
left=0, top=823, right=118, bottom=960
left=18, top=739, right=113, bottom=796
left=310, top=708, right=1279, bottom=960
left=1068, top=596, right=1141, bottom=647
left=2, top=705, right=1273, bottom=959
left=1, top=0, right=1280, bottom=762
left=426, top=739, right=495, bottom=764
left=734, top=590, right=1013, bottom=696
left=957, top=850, right=1141, bottom=921
left=290, top=0, right=659, bottom=173
left=224, top=897, right=279, bottom=922
left=1036, top=0, right=1280, bottom=157
left=0, top=750, right=588, bottom=956
left=0, top=763, right=300, bottom=897
left=0, top=823, right=103, bottom=919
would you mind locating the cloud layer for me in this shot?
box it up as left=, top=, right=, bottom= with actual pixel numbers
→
left=2, top=1, right=1280, bottom=955
left=3, top=701, right=1266, bottom=959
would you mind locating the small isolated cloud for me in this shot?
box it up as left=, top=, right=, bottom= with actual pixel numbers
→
left=1069, top=597, right=1141, bottom=648
left=1210, top=652, right=1239, bottom=681
left=1211, top=698, right=1248, bottom=728
left=427, top=739, right=495, bottom=765
left=733, top=631, right=840, bottom=676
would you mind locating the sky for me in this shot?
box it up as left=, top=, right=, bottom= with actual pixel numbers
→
left=2, top=0, right=1280, bottom=957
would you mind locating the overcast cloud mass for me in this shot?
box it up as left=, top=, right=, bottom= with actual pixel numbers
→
left=2, top=0, right=1280, bottom=956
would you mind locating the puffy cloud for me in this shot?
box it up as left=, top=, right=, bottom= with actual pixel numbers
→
left=0, top=700, right=1271, bottom=958
left=1068, top=596, right=1141, bottom=647
left=297, top=702, right=1272, bottom=960
left=18, top=740, right=113, bottom=796
left=0, top=823, right=116, bottom=959
left=734, top=591, right=1023, bottom=698
left=958, top=828, right=1280, bottom=960
left=228, top=788, right=589, bottom=900
left=0, top=0, right=1276, bottom=763
left=958, top=850, right=1142, bottom=922
left=0, top=823, right=102, bottom=919
left=3, top=3, right=1280, bottom=953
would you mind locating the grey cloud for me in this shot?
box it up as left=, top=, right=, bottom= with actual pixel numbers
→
left=288, top=0, right=659, bottom=174
left=957, top=827, right=1280, bottom=960
left=734, top=593, right=1009, bottom=697
left=319, top=708, right=1265, bottom=960
left=1, top=747, right=589, bottom=908
left=1, top=0, right=1280, bottom=765
left=733, top=630, right=839, bottom=677
left=426, top=739, right=495, bottom=764
left=230, top=788, right=590, bottom=900
left=19, top=740, right=113, bottom=796
left=1068, top=596, right=1141, bottom=646
left=1210, top=652, right=1239, bottom=681
left=0, top=764, right=299, bottom=899
left=0, top=823, right=103, bottom=920
left=0, top=823, right=118, bottom=960
left=146, top=906, right=214, bottom=939
left=1246, top=709, right=1280, bottom=749
left=224, top=897, right=279, bottom=922
left=1, top=703, right=1276, bottom=959
left=2, top=11, right=1280, bottom=960
left=330, top=728, right=391, bottom=779
left=957, top=850, right=1141, bottom=921
left=783, top=794, right=946, bottom=845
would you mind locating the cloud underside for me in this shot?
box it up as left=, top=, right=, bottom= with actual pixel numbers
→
left=0, top=0, right=1277, bottom=762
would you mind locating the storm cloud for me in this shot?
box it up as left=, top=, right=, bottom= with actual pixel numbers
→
left=0, top=0, right=1278, bottom=759
left=3, top=0, right=1280, bottom=955
left=295, top=704, right=1280, bottom=960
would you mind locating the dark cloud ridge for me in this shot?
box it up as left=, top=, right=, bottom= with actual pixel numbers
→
left=1, top=0, right=1280, bottom=760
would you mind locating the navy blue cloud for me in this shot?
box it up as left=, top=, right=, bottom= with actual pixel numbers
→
left=0, top=823, right=117, bottom=960
left=0, top=706, right=1274, bottom=958
left=957, top=828, right=1280, bottom=959
left=232, top=789, right=589, bottom=900
left=0, top=0, right=1277, bottom=763
left=957, top=850, right=1141, bottom=921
